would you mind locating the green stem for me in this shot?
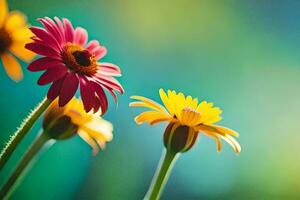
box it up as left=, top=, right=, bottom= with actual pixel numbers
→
left=145, top=149, right=179, bottom=200
left=0, top=131, right=50, bottom=199
left=0, top=97, right=52, bottom=170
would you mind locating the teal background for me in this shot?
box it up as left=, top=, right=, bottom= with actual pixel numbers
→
left=1, top=0, right=300, bottom=199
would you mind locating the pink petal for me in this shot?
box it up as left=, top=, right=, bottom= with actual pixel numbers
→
left=92, top=46, right=107, bottom=60
left=25, top=42, right=61, bottom=60
left=59, top=73, right=79, bottom=106
left=47, top=77, right=65, bottom=100
left=28, top=57, right=63, bottom=72
left=99, top=62, right=121, bottom=76
left=101, top=83, right=118, bottom=104
left=29, top=27, right=61, bottom=51
left=95, top=74, right=124, bottom=94
left=90, top=81, right=108, bottom=115
left=37, top=65, right=67, bottom=85
left=54, top=17, right=65, bottom=43
left=100, top=62, right=121, bottom=73
left=93, top=97, right=101, bottom=113
left=74, top=27, right=88, bottom=46
left=62, top=18, right=74, bottom=43
left=86, top=40, right=99, bottom=52
left=79, top=77, right=95, bottom=112
left=39, top=18, right=63, bottom=46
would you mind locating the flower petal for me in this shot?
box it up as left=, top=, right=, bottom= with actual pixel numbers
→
left=38, top=17, right=63, bottom=46
left=78, top=129, right=99, bottom=156
left=9, top=40, right=35, bottom=62
left=1, top=53, right=22, bottom=81
left=93, top=46, right=107, bottom=60
left=134, top=111, right=170, bottom=125
left=79, top=77, right=95, bottom=112
left=29, top=27, right=61, bottom=51
left=74, top=27, right=88, bottom=46
left=220, top=135, right=241, bottom=153
left=197, top=124, right=239, bottom=137
left=37, top=65, right=67, bottom=85
left=47, top=77, right=65, bottom=100
left=86, top=40, right=99, bottom=52
left=25, top=42, right=60, bottom=60
left=4, top=11, right=26, bottom=33
left=0, top=0, right=8, bottom=27
left=59, top=73, right=79, bottom=106
left=62, top=18, right=74, bottom=43
left=99, top=62, right=121, bottom=76
left=90, top=81, right=108, bottom=114
left=130, top=95, right=168, bottom=114
left=28, top=57, right=62, bottom=72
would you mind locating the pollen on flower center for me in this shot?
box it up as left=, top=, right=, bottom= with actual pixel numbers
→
left=62, top=43, right=98, bottom=75
left=182, top=107, right=200, bottom=115
left=0, top=28, right=12, bottom=54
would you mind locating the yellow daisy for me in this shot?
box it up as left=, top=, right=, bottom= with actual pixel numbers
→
left=130, top=89, right=241, bottom=153
left=0, top=0, right=35, bottom=81
left=43, top=97, right=113, bottom=155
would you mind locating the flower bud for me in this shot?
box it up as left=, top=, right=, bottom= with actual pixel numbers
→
left=163, top=123, right=198, bottom=153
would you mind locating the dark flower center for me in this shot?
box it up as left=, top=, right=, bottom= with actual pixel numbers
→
left=72, top=50, right=91, bottom=66
left=0, top=28, right=12, bottom=54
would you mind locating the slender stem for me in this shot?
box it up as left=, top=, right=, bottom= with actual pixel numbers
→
left=0, top=97, right=52, bottom=170
left=145, top=149, right=179, bottom=200
left=0, top=131, right=50, bottom=199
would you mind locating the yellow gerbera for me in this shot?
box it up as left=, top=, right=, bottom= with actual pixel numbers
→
left=130, top=89, right=241, bottom=153
left=0, top=0, right=35, bottom=81
left=43, top=97, right=113, bottom=155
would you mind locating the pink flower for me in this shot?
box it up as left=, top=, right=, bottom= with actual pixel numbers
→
left=26, top=17, right=124, bottom=114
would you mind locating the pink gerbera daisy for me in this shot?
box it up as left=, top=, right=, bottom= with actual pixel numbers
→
left=25, top=17, right=124, bottom=114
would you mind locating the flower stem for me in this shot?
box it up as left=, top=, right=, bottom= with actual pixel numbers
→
left=0, top=131, right=51, bottom=199
left=0, top=97, right=52, bottom=170
left=145, top=149, right=179, bottom=200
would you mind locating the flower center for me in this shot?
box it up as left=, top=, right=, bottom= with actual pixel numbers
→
left=62, top=43, right=98, bottom=75
left=72, top=50, right=91, bottom=66
left=182, top=107, right=200, bottom=116
left=0, top=28, right=12, bottom=54
left=180, top=107, right=201, bottom=126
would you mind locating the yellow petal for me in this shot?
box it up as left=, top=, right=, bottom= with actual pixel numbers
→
left=78, top=129, right=99, bottom=156
left=0, top=0, right=8, bottom=27
left=203, top=131, right=222, bottom=152
left=134, top=111, right=170, bottom=125
left=204, top=116, right=222, bottom=125
left=9, top=40, right=35, bottom=62
left=83, top=117, right=113, bottom=141
left=220, top=135, right=241, bottom=153
left=4, top=11, right=27, bottom=33
left=196, top=124, right=239, bottom=137
left=10, top=26, right=33, bottom=41
left=129, top=101, right=167, bottom=114
left=130, top=95, right=167, bottom=114
left=198, top=107, right=222, bottom=124
left=1, top=53, right=22, bottom=81
left=159, top=88, right=176, bottom=115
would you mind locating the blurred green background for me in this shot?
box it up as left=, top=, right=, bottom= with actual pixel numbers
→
left=1, top=0, right=300, bottom=199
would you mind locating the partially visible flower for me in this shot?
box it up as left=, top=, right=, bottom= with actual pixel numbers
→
left=0, top=0, right=35, bottom=81
left=43, top=97, right=113, bottom=155
left=26, top=17, right=124, bottom=114
left=130, top=89, right=241, bottom=153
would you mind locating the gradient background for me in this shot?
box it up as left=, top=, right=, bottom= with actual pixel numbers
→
left=0, top=0, right=300, bottom=199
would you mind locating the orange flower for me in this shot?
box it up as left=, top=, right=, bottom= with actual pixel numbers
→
left=0, top=0, right=35, bottom=81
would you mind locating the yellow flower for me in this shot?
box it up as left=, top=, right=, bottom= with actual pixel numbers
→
left=130, top=89, right=241, bottom=153
left=0, top=0, right=35, bottom=81
left=43, top=97, right=113, bottom=155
